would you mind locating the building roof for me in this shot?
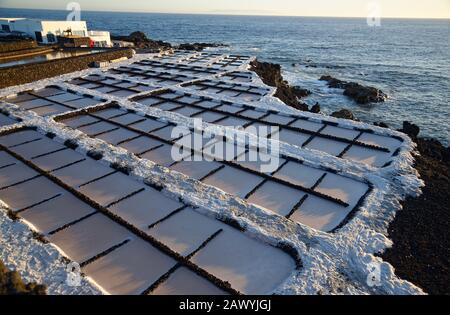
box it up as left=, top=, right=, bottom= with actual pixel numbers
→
left=0, top=18, right=27, bottom=22
left=0, top=18, right=86, bottom=24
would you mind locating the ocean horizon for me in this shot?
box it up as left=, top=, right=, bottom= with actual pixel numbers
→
left=1, top=7, right=449, bottom=145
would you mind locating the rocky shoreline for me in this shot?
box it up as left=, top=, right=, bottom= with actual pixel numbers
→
left=111, top=31, right=228, bottom=52
left=250, top=60, right=312, bottom=112
left=319, top=75, right=388, bottom=104
left=250, top=60, right=449, bottom=295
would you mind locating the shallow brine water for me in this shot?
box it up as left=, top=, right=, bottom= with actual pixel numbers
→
left=0, top=49, right=104, bottom=68
left=1, top=8, right=449, bottom=144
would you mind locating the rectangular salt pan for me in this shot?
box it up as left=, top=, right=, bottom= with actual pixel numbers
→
left=32, top=149, right=85, bottom=172
left=202, top=139, right=245, bottom=161
left=30, top=104, right=70, bottom=117
left=0, top=163, right=39, bottom=188
left=110, top=113, right=146, bottom=126
left=262, top=114, right=296, bottom=125
left=139, top=144, right=188, bottom=167
left=0, top=130, right=42, bottom=148
left=78, top=172, right=145, bottom=206
left=118, top=136, right=163, bottom=155
left=305, top=137, right=348, bottom=156
left=148, top=208, right=223, bottom=256
left=129, top=119, right=168, bottom=133
left=82, top=238, right=176, bottom=295
left=191, top=227, right=295, bottom=295
left=108, top=188, right=182, bottom=229
left=0, top=113, right=17, bottom=127
left=290, top=195, right=351, bottom=232
left=247, top=181, right=306, bottom=217
left=192, top=111, right=226, bottom=123
left=0, top=176, right=62, bottom=212
left=320, top=125, right=360, bottom=141
left=217, top=116, right=249, bottom=127
left=0, top=151, right=17, bottom=168
left=202, top=166, right=264, bottom=199
left=13, top=98, right=54, bottom=109
left=358, top=133, right=402, bottom=153
left=48, top=213, right=132, bottom=263
left=96, top=128, right=140, bottom=145
left=274, top=161, right=325, bottom=188
left=51, top=159, right=113, bottom=188
left=92, top=108, right=126, bottom=119
left=20, top=194, right=96, bottom=234
left=314, top=173, right=369, bottom=207
left=239, top=109, right=266, bottom=119
left=277, top=129, right=311, bottom=148
left=59, top=115, right=100, bottom=129
left=46, top=93, right=83, bottom=103
left=342, top=146, right=392, bottom=168
left=10, top=137, right=65, bottom=159
left=170, top=156, right=223, bottom=180
left=289, top=119, right=323, bottom=132
left=235, top=149, right=286, bottom=174
left=78, top=121, right=118, bottom=136
left=151, top=267, right=227, bottom=295
left=65, top=97, right=103, bottom=108
left=32, top=87, right=65, bottom=97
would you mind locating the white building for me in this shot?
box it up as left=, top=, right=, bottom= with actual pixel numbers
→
left=87, top=30, right=112, bottom=47
left=0, top=18, right=111, bottom=47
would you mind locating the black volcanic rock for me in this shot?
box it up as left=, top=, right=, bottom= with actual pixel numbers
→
left=292, top=86, right=312, bottom=98
left=382, top=131, right=450, bottom=295
left=319, top=75, right=347, bottom=88
left=374, top=121, right=390, bottom=128
left=399, top=121, right=421, bottom=139
left=112, top=31, right=172, bottom=51
left=331, top=109, right=357, bottom=121
left=175, top=42, right=228, bottom=51
left=319, top=75, right=387, bottom=104
left=310, top=103, right=321, bottom=113
left=250, top=60, right=309, bottom=111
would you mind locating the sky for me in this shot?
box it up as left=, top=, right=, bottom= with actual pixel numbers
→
left=1, top=0, right=449, bottom=19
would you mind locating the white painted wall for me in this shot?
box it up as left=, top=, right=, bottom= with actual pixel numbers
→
left=0, top=18, right=88, bottom=44
left=88, top=30, right=112, bottom=47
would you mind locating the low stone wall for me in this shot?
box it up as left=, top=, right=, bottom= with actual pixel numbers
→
left=0, top=48, right=134, bottom=89
left=0, top=40, right=37, bottom=53
left=0, top=46, right=54, bottom=59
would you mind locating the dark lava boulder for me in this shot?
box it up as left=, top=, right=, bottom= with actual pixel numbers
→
left=374, top=121, right=390, bottom=128
left=399, top=121, right=421, bottom=139
left=319, top=75, right=387, bottom=104
left=310, top=103, right=321, bottom=113
left=343, top=82, right=387, bottom=104
left=397, top=121, right=449, bottom=165
left=292, top=86, right=312, bottom=98
left=331, top=109, right=358, bottom=121
left=319, top=75, right=347, bottom=89
left=176, top=42, right=228, bottom=51
left=112, top=31, right=171, bottom=51
left=250, top=60, right=308, bottom=111
left=127, top=31, right=149, bottom=42
left=416, top=138, right=450, bottom=165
